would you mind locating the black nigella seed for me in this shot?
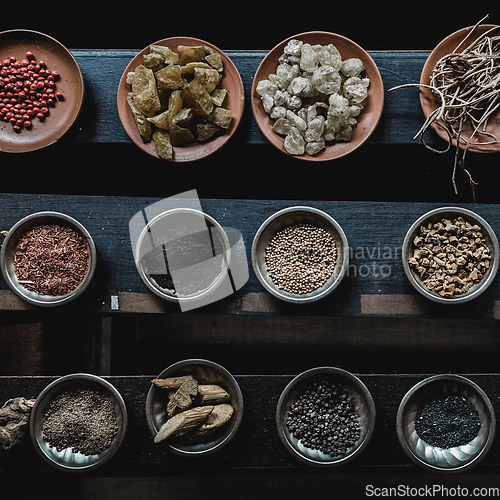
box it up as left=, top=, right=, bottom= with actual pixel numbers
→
left=414, top=394, right=481, bottom=449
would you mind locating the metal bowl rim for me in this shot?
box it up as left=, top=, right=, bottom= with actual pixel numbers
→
left=145, top=358, right=244, bottom=456
left=396, top=374, right=496, bottom=473
left=0, top=211, right=97, bottom=306
left=251, top=206, right=350, bottom=303
left=275, top=366, right=376, bottom=467
left=401, top=206, right=499, bottom=304
left=134, top=208, right=232, bottom=303
left=29, top=372, right=128, bottom=472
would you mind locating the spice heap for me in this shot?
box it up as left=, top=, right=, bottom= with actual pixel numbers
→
left=0, top=51, right=62, bottom=133
left=415, top=395, right=481, bottom=449
left=152, top=374, right=234, bottom=444
left=256, top=38, right=370, bottom=156
left=14, top=223, right=89, bottom=296
left=0, top=397, right=35, bottom=450
left=43, top=389, right=118, bottom=456
left=286, top=380, right=361, bottom=458
left=408, top=216, right=491, bottom=297
left=265, top=223, right=337, bottom=294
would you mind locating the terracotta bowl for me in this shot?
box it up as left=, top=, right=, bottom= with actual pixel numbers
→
left=251, top=31, right=384, bottom=161
left=420, top=24, right=500, bottom=152
left=117, top=36, right=245, bottom=162
left=0, top=29, right=84, bottom=153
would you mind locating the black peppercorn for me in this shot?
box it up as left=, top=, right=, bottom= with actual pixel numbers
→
left=287, top=380, right=361, bottom=458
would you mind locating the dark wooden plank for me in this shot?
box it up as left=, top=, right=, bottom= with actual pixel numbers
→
left=1, top=374, right=499, bottom=477
left=1, top=194, right=500, bottom=319
left=62, top=50, right=431, bottom=147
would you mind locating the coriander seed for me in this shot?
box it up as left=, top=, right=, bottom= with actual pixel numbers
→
left=265, top=223, right=337, bottom=294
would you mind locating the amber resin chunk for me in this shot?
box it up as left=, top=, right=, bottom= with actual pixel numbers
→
left=127, top=43, right=232, bottom=160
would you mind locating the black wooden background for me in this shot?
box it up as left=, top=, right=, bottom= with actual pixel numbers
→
left=2, top=4, right=500, bottom=497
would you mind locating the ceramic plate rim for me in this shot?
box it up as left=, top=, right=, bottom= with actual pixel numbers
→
left=251, top=31, right=384, bottom=161
left=116, top=36, right=245, bottom=162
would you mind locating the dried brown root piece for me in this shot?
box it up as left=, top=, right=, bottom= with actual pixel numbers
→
left=0, top=397, right=35, bottom=450
left=198, top=384, right=231, bottom=405
left=154, top=405, right=214, bottom=443
left=151, top=374, right=196, bottom=390
left=167, top=378, right=198, bottom=417
left=177, top=45, right=208, bottom=65
left=184, top=404, right=234, bottom=442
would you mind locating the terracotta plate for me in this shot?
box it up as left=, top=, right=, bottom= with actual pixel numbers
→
left=251, top=31, right=384, bottom=161
left=117, top=36, right=245, bottom=162
left=420, top=24, right=500, bottom=153
left=0, top=30, right=84, bottom=153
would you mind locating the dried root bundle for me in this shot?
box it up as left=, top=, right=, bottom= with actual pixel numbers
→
left=390, top=15, right=500, bottom=198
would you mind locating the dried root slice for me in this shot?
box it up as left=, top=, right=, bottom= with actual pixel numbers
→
left=154, top=405, right=214, bottom=443
left=167, top=378, right=198, bottom=417
left=151, top=374, right=196, bottom=390
left=198, top=384, right=231, bottom=405
left=185, top=404, right=234, bottom=442
left=0, top=397, right=35, bottom=450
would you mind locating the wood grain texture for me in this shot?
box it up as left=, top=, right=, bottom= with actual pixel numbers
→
left=60, top=50, right=429, bottom=146
left=1, top=374, right=500, bottom=476
left=1, top=195, right=499, bottom=319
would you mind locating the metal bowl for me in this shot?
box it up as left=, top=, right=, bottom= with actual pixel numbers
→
left=402, top=206, right=499, bottom=304
left=0, top=211, right=97, bottom=306
left=134, top=208, right=231, bottom=307
left=145, top=359, right=243, bottom=456
left=251, top=206, right=349, bottom=303
left=29, top=373, right=128, bottom=472
left=276, top=366, right=376, bottom=467
left=396, top=374, right=496, bottom=473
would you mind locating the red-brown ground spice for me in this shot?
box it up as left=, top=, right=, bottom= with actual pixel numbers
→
left=13, top=223, right=89, bottom=296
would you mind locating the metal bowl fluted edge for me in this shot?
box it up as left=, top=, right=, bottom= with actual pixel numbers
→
left=145, top=358, right=244, bottom=456
left=396, top=374, right=496, bottom=474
